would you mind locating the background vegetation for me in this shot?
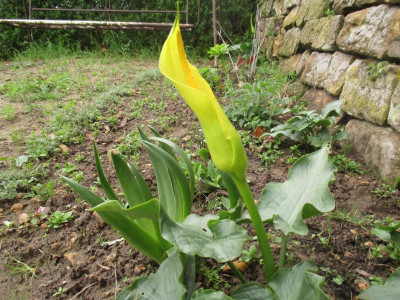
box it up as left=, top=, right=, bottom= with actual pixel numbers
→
left=0, top=0, right=257, bottom=60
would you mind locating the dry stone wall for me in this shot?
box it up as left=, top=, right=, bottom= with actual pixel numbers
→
left=259, top=0, right=400, bottom=182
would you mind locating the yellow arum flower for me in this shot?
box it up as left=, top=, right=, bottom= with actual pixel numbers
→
left=159, top=15, right=247, bottom=181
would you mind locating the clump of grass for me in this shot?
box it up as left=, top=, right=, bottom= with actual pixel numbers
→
left=5, top=255, right=38, bottom=285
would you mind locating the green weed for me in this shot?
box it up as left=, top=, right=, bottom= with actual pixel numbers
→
left=0, top=104, right=16, bottom=120
left=0, top=164, right=49, bottom=200
left=5, top=255, right=38, bottom=285
left=329, top=153, right=364, bottom=174
left=46, top=210, right=74, bottom=228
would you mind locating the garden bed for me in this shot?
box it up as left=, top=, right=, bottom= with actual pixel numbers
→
left=0, top=54, right=399, bottom=299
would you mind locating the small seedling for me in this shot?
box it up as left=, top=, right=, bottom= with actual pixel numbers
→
left=53, top=286, right=67, bottom=297
left=240, top=245, right=262, bottom=264
left=46, top=210, right=74, bottom=228
left=320, top=267, right=343, bottom=285
left=375, top=183, right=397, bottom=198
left=369, top=275, right=383, bottom=286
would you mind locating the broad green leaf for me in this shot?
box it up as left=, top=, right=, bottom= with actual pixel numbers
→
left=359, top=267, right=400, bottom=300
left=93, top=143, right=119, bottom=201
left=151, top=136, right=195, bottom=207
left=190, top=283, right=274, bottom=300
left=161, top=210, right=248, bottom=262
left=321, top=100, right=342, bottom=118
left=307, top=128, right=332, bottom=148
left=62, top=176, right=166, bottom=263
left=183, top=253, right=196, bottom=300
left=250, top=147, right=336, bottom=235
left=126, top=160, right=154, bottom=203
left=117, top=248, right=186, bottom=300
left=231, top=283, right=275, bottom=300
left=15, top=155, right=29, bottom=167
left=89, top=199, right=159, bottom=222
left=112, top=153, right=154, bottom=233
left=270, top=260, right=330, bottom=300
left=143, top=140, right=191, bottom=222
left=220, top=171, right=241, bottom=210
left=190, top=289, right=232, bottom=300
left=371, top=228, right=392, bottom=241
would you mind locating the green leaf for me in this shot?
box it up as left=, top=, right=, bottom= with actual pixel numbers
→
left=93, top=143, right=119, bottom=201
left=89, top=199, right=160, bottom=222
left=371, top=228, right=392, bottom=242
left=190, top=283, right=274, bottom=300
left=117, top=248, right=186, bottom=300
left=112, top=153, right=154, bottom=234
left=321, top=100, right=342, bottom=118
left=151, top=136, right=195, bottom=206
left=143, top=141, right=191, bottom=222
left=160, top=210, right=248, bottom=262
left=231, top=283, right=275, bottom=300
left=359, top=267, right=400, bottom=300
left=220, top=171, right=241, bottom=211
left=270, top=260, right=330, bottom=300
left=249, top=147, right=336, bottom=235
left=183, top=253, right=196, bottom=300
left=307, top=128, right=332, bottom=148
left=15, top=155, right=29, bottom=167
left=191, top=289, right=232, bottom=300
left=62, top=176, right=166, bottom=263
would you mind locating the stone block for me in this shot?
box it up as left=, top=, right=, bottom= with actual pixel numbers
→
left=332, top=0, right=400, bottom=15
left=336, top=5, right=400, bottom=61
left=284, top=0, right=301, bottom=11
left=262, top=17, right=284, bottom=38
left=273, top=35, right=284, bottom=57
left=346, top=119, right=400, bottom=183
left=261, top=0, right=275, bottom=17
left=283, top=82, right=308, bottom=98
left=264, top=37, right=275, bottom=61
left=301, top=88, right=337, bottom=112
left=283, top=6, right=300, bottom=28
left=388, top=81, right=400, bottom=132
left=295, top=0, right=327, bottom=27
left=277, top=27, right=301, bottom=57
left=273, top=0, right=289, bottom=16
left=295, top=50, right=311, bottom=75
left=300, top=16, right=344, bottom=51
left=340, top=59, right=400, bottom=126
left=301, top=51, right=354, bottom=96
left=280, top=54, right=302, bottom=75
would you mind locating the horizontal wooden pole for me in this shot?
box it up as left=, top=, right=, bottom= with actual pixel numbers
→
left=31, top=8, right=188, bottom=14
left=0, top=19, right=193, bottom=31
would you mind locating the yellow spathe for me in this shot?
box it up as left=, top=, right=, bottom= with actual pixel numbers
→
left=159, top=15, right=247, bottom=181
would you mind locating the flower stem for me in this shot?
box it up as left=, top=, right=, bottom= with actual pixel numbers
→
left=227, top=261, right=247, bottom=284
left=234, top=177, right=275, bottom=282
left=278, top=233, right=288, bottom=269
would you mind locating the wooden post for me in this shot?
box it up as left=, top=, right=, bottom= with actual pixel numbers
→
left=28, top=0, right=32, bottom=19
left=218, top=0, right=222, bottom=28
left=108, top=0, right=111, bottom=21
left=186, top=0, right=189, bottom=24
left=28, top=0, right=33, bottom=42
left=212, top=0, right=217, bottom=66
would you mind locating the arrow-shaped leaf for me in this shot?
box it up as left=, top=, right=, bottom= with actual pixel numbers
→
left=248, top=147, right=336, bottom=235
left=117, top=248, right=186, bottom=300
left=161, top=210, right=248, bottom=262
left=269, top=260, right=330, bottom=300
